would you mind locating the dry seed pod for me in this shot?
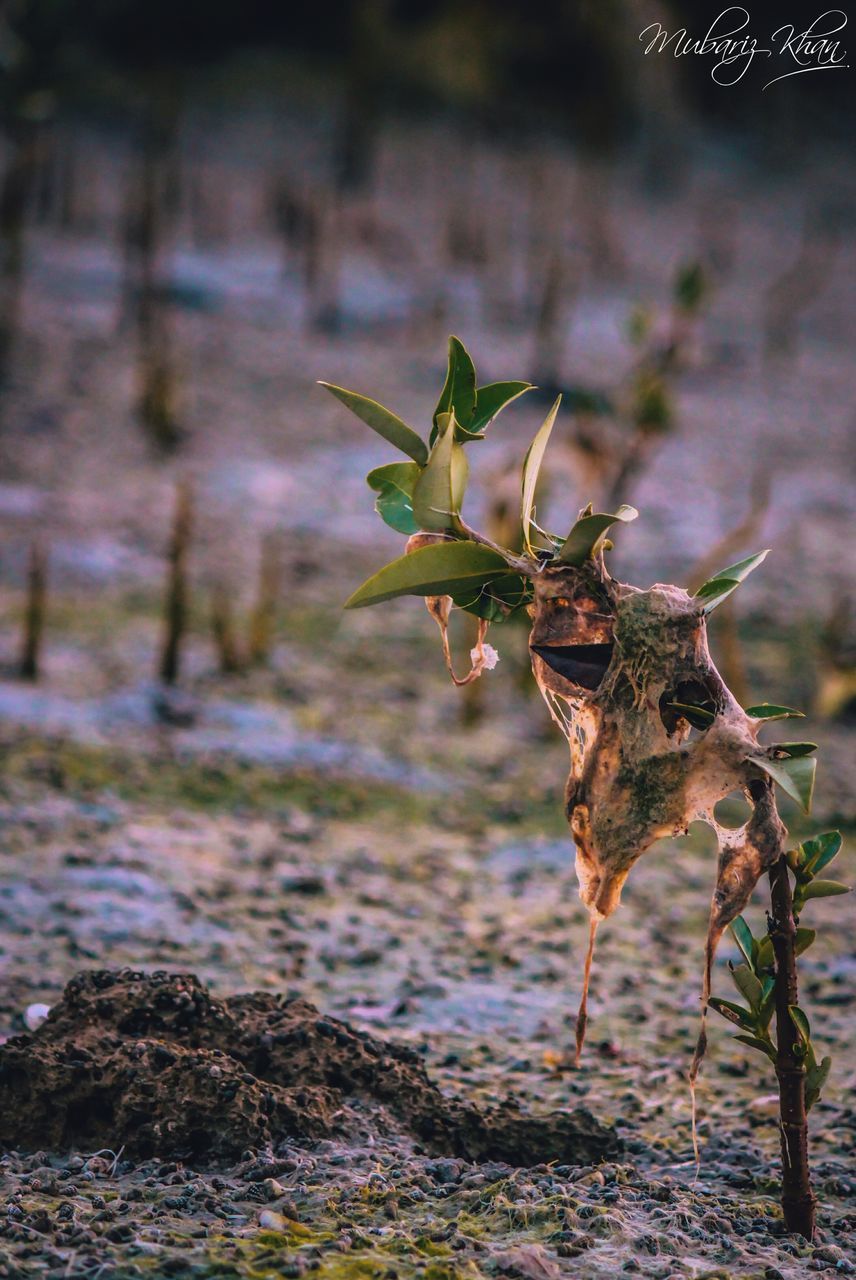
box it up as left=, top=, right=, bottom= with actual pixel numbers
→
left=405, top=531, right=497, bottom=687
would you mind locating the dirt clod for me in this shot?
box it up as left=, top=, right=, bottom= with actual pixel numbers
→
left=0, top=969, right=620, bottom=1165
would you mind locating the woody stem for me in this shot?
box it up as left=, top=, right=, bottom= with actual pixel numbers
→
left=768, top=853, right=816, bottom=1238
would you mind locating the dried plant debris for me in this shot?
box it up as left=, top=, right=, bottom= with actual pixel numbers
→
left=0, top=970, right=620, bottom=1165
left=329, top=337, right=817, bottom=1066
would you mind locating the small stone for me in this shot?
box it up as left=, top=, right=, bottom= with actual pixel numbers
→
left=259, top=1209, right=287, bottom=1231
left=749, top=1093, right=780, bottom=1114
left=813, top=1246, right=844, bottom=1264
left=104, top=1223, right=134, bottom=1243
left=24, top=1004, right=51, bottom=1032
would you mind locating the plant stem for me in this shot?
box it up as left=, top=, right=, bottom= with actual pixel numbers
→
left=19, top=539, right=47, bottom=681
left=159, top=480, right=193, bottom=685
left=768, top=853, right=816, bottom=1238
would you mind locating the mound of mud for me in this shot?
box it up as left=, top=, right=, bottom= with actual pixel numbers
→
left=0, top=970, right=620, bottom=1166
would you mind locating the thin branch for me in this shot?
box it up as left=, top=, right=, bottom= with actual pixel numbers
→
left=457, top=518, right=538, bottom=576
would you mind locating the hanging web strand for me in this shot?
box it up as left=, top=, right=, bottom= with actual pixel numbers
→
left=539, top=683, right=575, bottom=741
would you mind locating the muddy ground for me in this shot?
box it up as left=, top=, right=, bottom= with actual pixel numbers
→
left=0, top=698, right=852, bottom=1278
left=0, top=109, right=854, bottom=1278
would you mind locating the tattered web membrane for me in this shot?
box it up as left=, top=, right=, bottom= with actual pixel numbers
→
left=528, top=576, right=787, bottom=1159
left=419, top=555, right=789, bottom=1160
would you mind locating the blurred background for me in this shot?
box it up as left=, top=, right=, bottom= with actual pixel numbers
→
left=0, top=0, right=854, bottom=871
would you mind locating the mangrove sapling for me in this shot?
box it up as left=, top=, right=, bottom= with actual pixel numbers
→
left=814, top=596, right=856, bottom=722
left=210, top=580, right=242, bottom=675
left=158, top=479, right=193, bottom=686
left=123, top=93, right=183, bottom=452
left=686, top=470, right=772, bottom=712
left=528, top=261, right=707, bottom=513
left=321, top=335, right=847, bottom=1234
left=762, top=202, right=839, bottom=369
left=247, top=533, right=282, bottom=667
left=18, top=538, right=47, bottom=681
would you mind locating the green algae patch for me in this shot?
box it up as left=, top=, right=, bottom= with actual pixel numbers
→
left=306, top=1258, right=392, bottom=1280
left=0, top=732, right=439, bottom=825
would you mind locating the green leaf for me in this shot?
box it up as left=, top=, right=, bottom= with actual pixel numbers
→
left=729, top=917, right=756, bottom=970
left=801, top=879, right=851, bottom=901
left=795, top=927, right=817, bottom=955
left=800, top=831, right=842, bottom=877
left=627, top=307, right=651, bottom=346
left=366, top=462, right=421, bottom=535
left=557, top=505, right=638, bottom=566
left=751, top=754, right=816, bottom=814
left=319, top=382, right=428, bottom=466
left=733, top=1034, right=776, bottom=1062
left=744, top=704, right=805, bottom=722
left=708, top=996, right=756, bottom=1031
left=805, top=1056, right=831, bottom=1110
left=413, top=413, right=469, bottom=532
left=470, top=381, right=534, bottom=433
left=731, top=963, right=764, bottom=1014
left=452, top=572, right=532, bottom=621
left=433, top=336, right=476, bottom=435
left=452, top=423, right=487, bottom=443
left=694, top=550, right=769, bottom=614
left=344, top=541, right=509, bottom=610
left=665, top=702, right=716, bottom=729
left=755, top=926, right=815, bottom=974
left=758, top=976, right=776, bottom=1030
left=788, top=1005, right=811, bottom=1046
left=521, top=396, right=561, bottom=555
left=772, top=742, right=818, bottom=758
left=755, top=935, right=774, bottom=971
left=695, top=577, right=740, bottom=611
left=633, top=372, right=672, bottom=432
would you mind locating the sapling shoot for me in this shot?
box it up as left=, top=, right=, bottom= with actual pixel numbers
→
left=210, top=579, right=242, bottom=675
left=247, top=532, right=282, bottom=667
left=321, top=337, right=847, bottom=1237
left=19, top=538, right=47, bottom=681
left=158, top=479, right=193, bottom=686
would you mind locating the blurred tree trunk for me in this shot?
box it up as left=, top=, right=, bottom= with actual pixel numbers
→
left=211, top=581, right=242, bottom=675
left=159, top=479, right=193, bottom=685
left=18, top=538, right=47, bottom=681
left=0, top=118, right=40, bottom=386
left=334, top=1, right=385, bottom=194
left=247, top=533, right=282, bottom=667
left=122, top=83, right=183, bottom=451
